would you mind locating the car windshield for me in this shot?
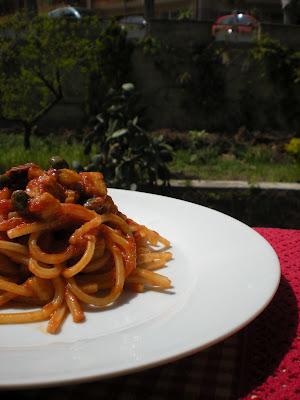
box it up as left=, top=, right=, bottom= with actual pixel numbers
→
left=219, top=16, right=236, bottom=25
left=219, top=14, right=254, bottom=25
left=48, top=7, right=95, bottom=19
left=236, top=14, right=254, bottom=25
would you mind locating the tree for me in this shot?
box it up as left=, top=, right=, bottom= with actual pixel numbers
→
left=281, top=0, right=299, bottom=24
left=144, top=0, right=155, bottom=21
left=0, top=14, right=131, bottom=149
left=0, top=15, right=80, bottom=148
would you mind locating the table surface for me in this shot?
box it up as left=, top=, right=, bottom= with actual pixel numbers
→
left=2, top=228, right=299, bottom=400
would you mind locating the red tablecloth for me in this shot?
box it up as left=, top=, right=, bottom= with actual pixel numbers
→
left=2, top=228, right=299, bottom=399
left=237, top=228, right=300, bottom=400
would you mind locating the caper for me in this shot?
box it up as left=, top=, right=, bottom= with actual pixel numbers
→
left=84, top=198, right=104, bottom=214
left=11, top=190, right=29, bottom=213
left=0, top=175, right=10, bottom=189
left=49, top=156, right=69, bottom=170
left=84, top=198, right=98, bottom=210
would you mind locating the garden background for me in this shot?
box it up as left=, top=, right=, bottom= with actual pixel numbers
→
left=0, top=7, right=299, bottom=228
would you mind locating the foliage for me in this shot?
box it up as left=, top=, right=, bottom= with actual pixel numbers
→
left=0, top=130, right=298, bottom=183
left=0, top=13, right=130, bottom=148
left=188, top=130, right=221, bottom=164
left=187, top=44, right=225, bottom=117
left=78, top=17, right=131, bottom=115
left=177, top=8, right=193, bottom=21
left=140, top=37, right=225, bottom=128
left=239, top=35, right=300, bottom=131
left=79, top=83, right=173, bottom=189
left=140, top=32, right=300, bottom=132
left=140, top=36, right=162, bottom=57
left=0, top=13, right=78, bottom=148
left=285, top=137, right=300, bottom=158
left=291, top=51, right=300, bottom=84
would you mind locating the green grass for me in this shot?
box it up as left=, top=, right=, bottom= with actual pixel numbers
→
left=170, top=148, right=300, bottom=182
left=0, top=133, right=299, bottom=182
left=0, top=133, right=90, bottom=172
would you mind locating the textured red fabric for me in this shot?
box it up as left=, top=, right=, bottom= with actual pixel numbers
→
left=239, top=228, right=300, bottom=400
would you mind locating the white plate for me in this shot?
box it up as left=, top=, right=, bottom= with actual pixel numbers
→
left=0, top=189, right=280, bottom=389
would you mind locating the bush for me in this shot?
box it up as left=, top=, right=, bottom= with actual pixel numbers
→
left=78, top=83, right=173, bottom=189
left=285, top=137, right=300, bottom=158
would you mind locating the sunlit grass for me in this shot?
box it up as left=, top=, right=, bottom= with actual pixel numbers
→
left=170, top=149, right=300, bottom=182
left=0, top=133, right=299, bottom=182
left=0, top=133, right=89, bottom=171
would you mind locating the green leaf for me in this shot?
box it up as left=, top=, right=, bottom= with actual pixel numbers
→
left=122, top=83, right=135, bottom=92
left=110, top=128, right=128, bottom=139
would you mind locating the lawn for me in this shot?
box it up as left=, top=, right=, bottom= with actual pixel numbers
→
left=0, top=133, right=90, bottom=172
left=170, top=149, right=300, bottom=183
left=0, top=133, right=299, bottom=182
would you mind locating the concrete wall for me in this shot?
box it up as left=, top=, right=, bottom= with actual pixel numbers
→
left=130, top=20, right=300, bottom=131
left=2, top=20, right=299, bottom=133
left=149, top=20, right=300, bottom=49
left=262, top=22, right=300, bottom=48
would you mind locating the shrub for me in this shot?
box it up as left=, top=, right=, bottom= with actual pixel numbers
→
left=285, top=137, right=300, bottom=158
left=78, top=83, right=173, bottom=189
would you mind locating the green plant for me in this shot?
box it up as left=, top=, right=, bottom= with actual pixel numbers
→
left=140, top=36, right=162, bottom=57
left=188, top=130, right=221, bottom=164
left=80, top=83, right=173, bottom=189
left=239, top=35, right=300, bottom=131
left=0, top=14, right=130, bottom=149
left=189, top=130, right=213, bottom=147
left=140, top=36, right=226, bottom=129
left=177, top=8, right=193, bottom=20
left=285, top=137, right=300, bottom=158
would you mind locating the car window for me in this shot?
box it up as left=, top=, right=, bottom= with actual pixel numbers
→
left=237, top=15, right=254, bottom=25
left=219, top=16, right=236, bottom=25
left=48, top=9, right=64, bottom=18
left=218, top=15, right=256, bottom=26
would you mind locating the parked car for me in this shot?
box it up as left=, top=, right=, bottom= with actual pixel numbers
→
left=212, top=12, right=260, bottom=42
left=118, top=15, right=147, bottom=39
left=48, top=6, right=96, bottom=20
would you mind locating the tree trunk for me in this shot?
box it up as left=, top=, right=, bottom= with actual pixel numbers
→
left=23, top=122, right=32, bottom=149
left=282, top=0, right=298, bottom=24
left=144, top=0, right=155, bottom=21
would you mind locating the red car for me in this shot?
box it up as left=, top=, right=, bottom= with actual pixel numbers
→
left=212, top=12, right=259, bottom=40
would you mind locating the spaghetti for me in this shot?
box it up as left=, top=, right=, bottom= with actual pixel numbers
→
left=0, top=160, right=172, bottom=333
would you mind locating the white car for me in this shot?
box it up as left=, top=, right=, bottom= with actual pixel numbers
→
left=119, top=15, right=147, bottom=39
left=48, top=6, right=96, bottom=20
